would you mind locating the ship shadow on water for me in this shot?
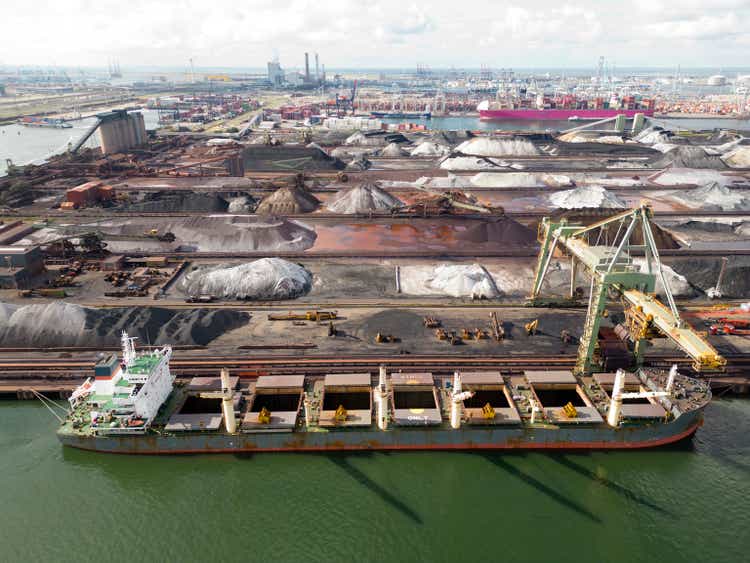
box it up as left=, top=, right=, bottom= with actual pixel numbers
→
left=477, top=452, right=603, bottom=524
left=548, top=455, right=673, bottom=516
left=327, top=453, right=423, bottom=525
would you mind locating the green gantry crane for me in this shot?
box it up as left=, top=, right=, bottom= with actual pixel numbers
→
left=529, top=204, right=725, bottom=374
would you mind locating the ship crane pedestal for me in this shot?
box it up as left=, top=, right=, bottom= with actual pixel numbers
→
left=202, top=368, right=237, bottom=433
left=607, top=368, right=670, bottom=427
left=450, top=372, right=474, bottom=430
left=376, top=365, right=389, bottom=431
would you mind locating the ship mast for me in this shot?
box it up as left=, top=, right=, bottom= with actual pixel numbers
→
left=121, top=331, right=137, bottom=366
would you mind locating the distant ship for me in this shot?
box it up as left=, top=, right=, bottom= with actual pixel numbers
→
left=477, top=94, right=655, bottom=121
left=18, top=116, right=72, bottom=128
left=370, top=111, right=431, bottom=119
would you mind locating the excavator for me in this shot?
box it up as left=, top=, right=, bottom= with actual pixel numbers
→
left=529, top=204, right=725, bottom=374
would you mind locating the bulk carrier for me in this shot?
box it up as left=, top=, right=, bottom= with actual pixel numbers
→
left=57, top=206, right=722, bottom=455
left=57, top=335, right=710, bottom=454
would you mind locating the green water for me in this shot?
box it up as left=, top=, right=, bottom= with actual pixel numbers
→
left=2, top=400, right=748, bottom=563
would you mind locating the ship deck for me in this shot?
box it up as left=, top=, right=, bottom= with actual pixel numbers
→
left=59, top=368, right=710, bottom=443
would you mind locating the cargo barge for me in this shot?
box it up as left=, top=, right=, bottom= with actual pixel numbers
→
left=18, top=116, right=72, bottom=128
left=57, top=332, right=711, bottom=454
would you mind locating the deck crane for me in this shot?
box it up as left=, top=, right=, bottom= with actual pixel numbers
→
left=528, top=205, right=725, bottom=374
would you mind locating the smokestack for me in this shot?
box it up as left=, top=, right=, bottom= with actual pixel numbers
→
left=315, top=53, right=320, bottom=81
left=304, top=52, right=310, bottom=82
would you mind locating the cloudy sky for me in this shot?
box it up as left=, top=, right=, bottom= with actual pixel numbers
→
left=2, top=0, right=748, bottom=69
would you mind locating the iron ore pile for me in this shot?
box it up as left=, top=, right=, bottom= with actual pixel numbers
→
left=1, top=114, right=750, bottom=375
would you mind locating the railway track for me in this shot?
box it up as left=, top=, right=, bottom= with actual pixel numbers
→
left=99, top=248, right=750, bottom=260
left=11, top=210, right=750, bottom=220
left=1, top=353, right=748, bottom=375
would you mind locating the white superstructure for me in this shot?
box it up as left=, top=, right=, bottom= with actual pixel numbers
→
left=69, top=331, right=174, bottom=434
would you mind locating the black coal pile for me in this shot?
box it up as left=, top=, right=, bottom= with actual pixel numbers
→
left=121, top=192, right=230, bottom=213
left=0, top=302, right=249, bottom=347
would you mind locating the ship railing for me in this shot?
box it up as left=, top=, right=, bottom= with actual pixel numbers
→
left=96, top=426, right=149, bottom=436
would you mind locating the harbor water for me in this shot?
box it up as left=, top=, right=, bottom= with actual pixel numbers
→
left=1, top=399, right=748, bottom=562
left=0, top=110, right=160, bottom=176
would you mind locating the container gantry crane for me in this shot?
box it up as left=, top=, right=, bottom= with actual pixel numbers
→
left=528, top=205, right=725, bottom=374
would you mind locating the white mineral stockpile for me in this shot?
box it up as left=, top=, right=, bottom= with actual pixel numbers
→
left=227, top=196, right=253, bottom=213
left=379, top=142, right=409, bottom=157
left=400, top=264, right=500, bottom=299
left=543, top=174, right=575, bottom=188
left=344, top=131, right=384, bottom=146
left=549, top=185, right=626, bottom=209
left=181, top=258, right=312, bottom=300
left=557, top=132, right=627, bottom=144
left=469, top=172, right=575, bottom=188
left=650, top=143, right=680, bottom=153
left=633, top=126, right=672, bottom=145
left=440, top=157, right=510, bottom=171
left=584, top=175, right=645, bottom=187
left=416, top=174, right=473, bottom=189
left=647, top=168, right=739, bottom=187
left=331, top=147, right=377, bottom=160
left=632, top=258, right=692, bottom=296
left=470, top=172, right=542, bottom=188
left=206, top=138, right=237, bottom=146
left=454, top=137, right=539, bottom=157
left=669, top=182, right=750, bottom=211
left=722, top=146, right=750, bottom=168
left=410, top=141, right=450, bottom=157
left=327, top=182, right=403, bottom=214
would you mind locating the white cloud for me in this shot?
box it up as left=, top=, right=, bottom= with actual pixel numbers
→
left=0, top=0, right=748, bottom=68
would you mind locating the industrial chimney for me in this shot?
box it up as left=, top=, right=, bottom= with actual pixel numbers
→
left=304, top=52, right=310, bottom=82
left=315, top=53, right=320, bottom=82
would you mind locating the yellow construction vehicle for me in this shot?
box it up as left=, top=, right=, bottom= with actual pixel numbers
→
left=525, top=319, right=539, bottom=336
left=482, top=403, right=496, bottom=419
left=375, top=333, right=396, bottom=343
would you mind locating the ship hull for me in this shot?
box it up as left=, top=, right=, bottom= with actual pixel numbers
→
left=479, top=109, right=655, bottom=121
left=57, top=409, right=702, bottom=455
